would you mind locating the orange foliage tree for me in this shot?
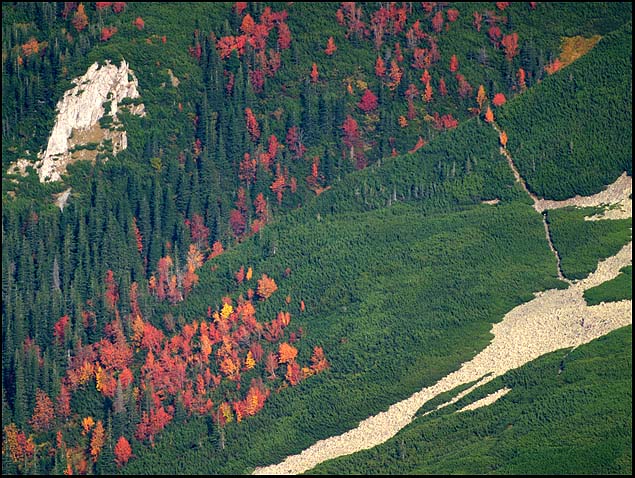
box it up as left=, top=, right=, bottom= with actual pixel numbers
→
left=30, top=389, right=55, bottom=432
left=499, top=131, right=508, bottom=147
left=90, top=420, right=105, bottom=462
left=310, top=346, right=329, bottom=373
left=257, top=274, right=277, bottom=300
left=324, top=36, right=337, bottom=55
left=3, top=424, right=35, bottom=465
left=484, top=106, right=494, bottom=123
left=375, top=56, right=386, bottom=77
left=72, top=4, right=89, bottom=32
left=278, top=342, right=298, bottom=364
left=449, top=54, right=459, bottom=73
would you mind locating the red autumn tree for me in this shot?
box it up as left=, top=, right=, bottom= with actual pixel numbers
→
left=254, top=193, right=268, bottom=222
left=449, top=54, right=459, bottom=73
left=114, top=436, right=132, bottom=467
left=240, top=13, right=255, bottom=35
left=187, top=213, right=210, bottom=248
left=238, top=152, right=257, bottom=186
left=72, top=3, right=89, bottom=32
left=492, top=93, right=506, bottom=107
left=324, top=36, right=337, bottom=55
left=135, top=406, right=173, bottom=443
left=245, top=108, right=260, bottom=141
left=437, top=77, right=447, bottom=97
left=229, top=209, right=246, bottom=238
left=447, top=8, right=459, bottom=22
left=209, top=241, right=224, bottom=259
left=30, top=389, right=55, bottom=432
left=100, top=26, right=117, bottom=41
left=456, top=74, right=473, bottom=99
left=277, top=22, right=291, bottom=50
left=112, top=2, right=126, bottom=13
left=375, top=56, right=386, bottom=77
left=234, top=2, right=248, bottom=15
left=517, top=67, right=527, bottom=91
left=270, top=173, right=286, bottom=205
left=431, top=11, right=444, bottom=33
left=286, top=126, right=306, bottom=159
left=394, top=42, right=404, bottom=63
left=267, top=134, right=280, bottom=160
left=473, top=11, right=483, bottom=31
left=358, top=89, right=378, bottom=112
left=249, top=68, right=265, bottom=93
left=488, top=26, right=502, bottom=46
left=545, top=58, right=563, bottom=75
left=310, top=62, right=319, bottom=83
left=423, top=81, right=433, bottom=103
left=342, top=115, right=360, bottom=149
left=257, top=274, right=278, bottom=300
left=408, top=136, right=427, bottom=154
left=132, top=16, right=144, bottom=30
left=245, top=379, right=269, bottom=415
left=285, top=360, right=301, bottom=385
left=310, top=346, right=329, bottom=373
left=56, top=384, right=71, bottom=419
left=132, top=217, right=143, bottom=253
left=53, top=315, right=70, bottom=344
left=501, top=32, right=519, bottom=60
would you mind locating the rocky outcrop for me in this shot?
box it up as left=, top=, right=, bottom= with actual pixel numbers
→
left=33, top=60, right=144, bottom=182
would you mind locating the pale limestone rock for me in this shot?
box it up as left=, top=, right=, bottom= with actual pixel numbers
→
left=36, top=60, right=144, bottom=182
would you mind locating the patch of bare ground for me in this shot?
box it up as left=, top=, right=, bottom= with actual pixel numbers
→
left=457, top=387, right=511, bottom=413
left=534, top=172, right=632, bottom=214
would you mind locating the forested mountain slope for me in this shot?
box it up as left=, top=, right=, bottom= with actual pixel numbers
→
left=2, top=2, right=631, bottom=475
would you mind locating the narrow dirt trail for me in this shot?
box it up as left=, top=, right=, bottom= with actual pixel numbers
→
left=490, top=121, right=570, bottom=281
left=492, top=121, right=630, bottom=282
left=253, top=124, right=632, bottom=475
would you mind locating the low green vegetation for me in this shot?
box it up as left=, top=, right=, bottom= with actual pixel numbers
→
left=545, top=207, right=631, bottom=280
left=310, top=326, right=632, bottom=475
left=584, top=265, right=632, bottom=305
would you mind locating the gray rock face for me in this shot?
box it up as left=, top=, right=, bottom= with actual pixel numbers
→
left=36, top=60, right=145, bottom=182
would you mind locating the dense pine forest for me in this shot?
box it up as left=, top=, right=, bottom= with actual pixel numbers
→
left=2, top=2, right=631, bottom=475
